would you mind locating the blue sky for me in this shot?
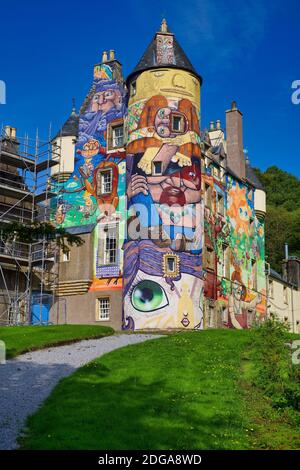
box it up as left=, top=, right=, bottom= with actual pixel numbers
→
left=0, top=0, right=299, bottom=176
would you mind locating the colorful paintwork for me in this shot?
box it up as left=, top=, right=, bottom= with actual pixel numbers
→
left=203, top=164, right=266, bottom=329
left=53, top=65, right=126, bottom=228
left=52, top=26, right=266, bottom=330
left=156, top=34, right=175, bottom=65
left=52, top=61, right=127, bottom=290
left=123, top=61, right=204, bottom=330
left=123, top=241, right=203, bottom=330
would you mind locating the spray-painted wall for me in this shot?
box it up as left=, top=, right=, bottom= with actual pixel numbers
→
left=203, top=162, right=266, bottom=329
left=52, top=61, right=127, bottom=291
left=123, top=63, right=204, bottom=330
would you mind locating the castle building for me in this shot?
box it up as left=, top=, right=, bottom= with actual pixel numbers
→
left=50, top=21, right=267, bottom=330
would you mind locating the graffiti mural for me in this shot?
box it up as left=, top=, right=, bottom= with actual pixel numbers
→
left=123, top=240, right=203, bottom=330
left=53, top=64, right=126, bottom=228
left=52, top=61, right=127, bottom=291
left=124, top=63, right=204, bottom=330
left=203, top=165, right=266, bottom=329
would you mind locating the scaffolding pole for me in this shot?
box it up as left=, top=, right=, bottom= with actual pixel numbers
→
left=0, top=125, right=62, bottom=325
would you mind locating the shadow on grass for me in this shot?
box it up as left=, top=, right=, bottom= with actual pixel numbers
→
left=20, top=357, right=248, bottom=450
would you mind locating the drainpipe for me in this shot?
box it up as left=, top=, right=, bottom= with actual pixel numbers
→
left=291, top=284, right=295, bottom=333
left=265, top=260, right=270, bottom=319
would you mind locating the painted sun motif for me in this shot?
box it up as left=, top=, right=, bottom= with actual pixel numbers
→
left=227, top=184, right=252, bottom=235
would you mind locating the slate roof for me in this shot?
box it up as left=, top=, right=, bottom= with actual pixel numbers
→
left=245, top=160, right=264, bottom=190
left=66, top=223, right=96, bottom=235
left=54, top=109, right=79, bottom=139
left=127, top=30, right=202, bottom=84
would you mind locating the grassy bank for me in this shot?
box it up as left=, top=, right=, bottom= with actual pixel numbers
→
left=19, top=329, right=300, bottom=450
left=0, top=324, right=114, bottom=359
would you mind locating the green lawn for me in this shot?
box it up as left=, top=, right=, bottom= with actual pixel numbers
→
left=18, top=329, right=300, bottom=450
left=0, top=324, right=114, bottom=359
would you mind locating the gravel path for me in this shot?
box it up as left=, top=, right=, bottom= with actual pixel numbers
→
left=0, top=333, right=161, bottom=450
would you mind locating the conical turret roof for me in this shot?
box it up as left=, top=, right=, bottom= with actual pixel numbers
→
left=127, top=20, right=202, bottom=85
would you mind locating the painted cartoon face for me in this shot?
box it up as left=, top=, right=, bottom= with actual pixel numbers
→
left=155, top=107, right=171, bottom=137
left=147, top=160, right=202, bottom=206
left=91, top=89, right=121, bottom=113
left=238, top=203, right=249, bottom=221
left=131, top=279, right=169, bottom=312
left=81, top=139, right=100, bottom=159
left=232, top=281, right=245, bottom=302
left=154, top=107, right=187, bottom=138
left=124, top=270, right=203, bottom=330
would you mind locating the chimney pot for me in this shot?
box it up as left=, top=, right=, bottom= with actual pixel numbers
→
left=209, top=121, right=215, bottom=131
left=4, top=125, right=17, bottom=139
left=102, top=51, right=108, bottom=63
left=216, top=120, right=221, bottom=130
left=109, top=49, right=115, bottom=61
left=231, top=100, right=237, bottom=110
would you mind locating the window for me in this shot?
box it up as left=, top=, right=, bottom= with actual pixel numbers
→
left=220, top=245, right=230, bottom=279
left=107, top=122, right=124, bottom=150
left=283, top=286, right=288, bottom=305
left=97, top=297, right=110, bottom=321
left=208, top=306, right=214, bottom=328
left=205, top=246, right=215, bottom=270
left=172, top=115, right=183, bottom=132
left=269, top=280, right=274, bottom=298
left=97, top=223, right=119, bottom=267
left=130, top=81, right=136, bottom=96
left=217, top=194, right=224, bottom=215
left=221, top=306, right=228, bottom=324
left=204, top=183, right=212, bottom=209
left=252, top=260, right=257, bottom=291
left=112, top=125, right=124, bottom=148
left=213, top=166, right=220, bottom=179
left=249, top=217, right=255, bottom=236
left=96, top=168, right=112, bottom=196
left=152, top=161, right=162, bottom=175
left=163, top=254, right=179, bottom=277
left=62, top=251, right=70, bottom=262
left=104, top=226, right=117, bottom=265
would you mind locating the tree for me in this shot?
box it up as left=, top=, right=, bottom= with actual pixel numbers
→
left=0, top=221, right=84, bottom=254
left=254, top=167, right=300, bottom=272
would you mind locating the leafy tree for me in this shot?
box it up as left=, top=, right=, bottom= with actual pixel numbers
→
left=254, top=167, right=300, bottom=272
left=0, top=221, right=84, bottom=254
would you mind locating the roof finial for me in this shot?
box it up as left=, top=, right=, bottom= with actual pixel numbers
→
left=71, top=97, right=76, bottom=116
left=161, top=18, right=168, bottom=33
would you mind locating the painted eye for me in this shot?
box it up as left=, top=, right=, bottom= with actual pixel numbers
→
left=131, top=280, right=169, bottom=312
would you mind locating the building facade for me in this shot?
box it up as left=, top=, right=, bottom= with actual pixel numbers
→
left=269, top=258, right=300, bottom=333
left=50, top=21, right=267, bottom=330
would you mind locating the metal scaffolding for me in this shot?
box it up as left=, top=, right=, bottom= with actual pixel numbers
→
left=0, top=125, right=62, bottom=325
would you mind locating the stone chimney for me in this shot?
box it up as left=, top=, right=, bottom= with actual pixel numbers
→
left=283, top=257, right=300, bottom=289
left=225, top=101, right=245, bottom=179
left=94, top=50, right=123, bottom=83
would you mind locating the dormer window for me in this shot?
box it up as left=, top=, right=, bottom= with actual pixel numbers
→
left=131, top=81, right=136, bottom=97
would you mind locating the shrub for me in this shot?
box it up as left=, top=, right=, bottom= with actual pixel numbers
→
left=251, top=317, right=300, bottom=410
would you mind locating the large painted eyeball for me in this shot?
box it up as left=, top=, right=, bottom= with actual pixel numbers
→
left=131, top=280, right=169, bottom=312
